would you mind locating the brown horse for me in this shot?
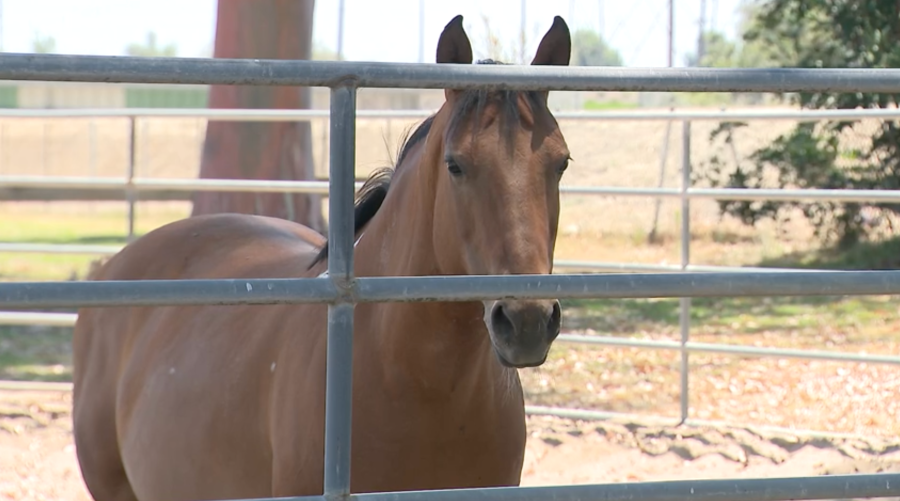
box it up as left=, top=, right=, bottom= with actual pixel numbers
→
left=72, top=15, right=572, bottom=501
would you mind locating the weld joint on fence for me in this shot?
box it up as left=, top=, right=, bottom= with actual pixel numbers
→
left=329, top=277, right=357, bottom=305
left=329, top=79, right=360, bottom=91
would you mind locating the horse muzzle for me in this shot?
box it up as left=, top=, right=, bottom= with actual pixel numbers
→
left=483, top=299, right=561, bottom=368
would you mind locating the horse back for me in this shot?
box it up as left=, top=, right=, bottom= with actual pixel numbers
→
left=73, top=211, right=326, bottom=396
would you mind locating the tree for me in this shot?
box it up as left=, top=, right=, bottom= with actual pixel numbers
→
left=684, top=31, right=737, bottom=68
left=312, top=41, right=340, bottom=61
left=571, top=29, right=622, bottom=67
left=126, top=32, right=177, bottom=57
left=682, top=27, right=773, bottom=103
left=32, top=32, right=56, bottom=54
left=192, top=0, right=324, bottom=232
left=697, top=0, right=900, bottom=248
left=683, top=1, right=794, bottom=70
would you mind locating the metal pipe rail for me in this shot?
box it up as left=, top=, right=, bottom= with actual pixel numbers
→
left=0, top=311, right=77, bottom=327
left=3, top=271, right=900, bottom=309
left=561, top=333, right=900, bottom=365
left=0, top=242, right=832, bottom=276
left=4, top=52, right=900, bottom=93
left=0, top=175, right=362, bottom=195
left=232, top=473, right=900, bottom=501
left=3, top=53, right=900, bottom=501
left=6, top=175, right=900, bottom=202
left=4, top=304, right=896, bottom=366
left=0, top=243, right=125, bottom=255
left=6, top=106, right=900, bottom=121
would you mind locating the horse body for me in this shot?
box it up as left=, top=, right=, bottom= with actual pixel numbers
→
left=73, top=215, right=325, bottom=500
left=73, top=15, right=572, bottom=501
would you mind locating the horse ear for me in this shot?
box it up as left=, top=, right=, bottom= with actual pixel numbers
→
left=436, top=15, right=473, bottom=65
left=531, top=16, right=571, bottom=66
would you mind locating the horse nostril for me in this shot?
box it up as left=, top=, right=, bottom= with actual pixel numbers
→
left=491, top=302, right=515, bottom=339
left=547, top=301, right=562, bottom=338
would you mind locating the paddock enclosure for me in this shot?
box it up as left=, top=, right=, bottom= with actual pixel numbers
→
left=1, top=51, right=900, bottom=501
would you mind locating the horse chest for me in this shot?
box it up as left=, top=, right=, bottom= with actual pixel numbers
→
left=350, top=403, right=527, bottom=492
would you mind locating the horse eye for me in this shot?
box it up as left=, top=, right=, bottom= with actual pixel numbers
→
left=557, top=159, right=570, bottom=175
left=447, top=160, right=463, bottom=176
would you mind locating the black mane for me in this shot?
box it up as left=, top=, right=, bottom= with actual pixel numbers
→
left=307, top=59, right=548, bottom=271
left=307, top=115, right=435, bottom=269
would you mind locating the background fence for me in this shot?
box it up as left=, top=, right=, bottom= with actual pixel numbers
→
left=1, top=55, right=900, bottom=500
left=3, top=105, right=900, bottom=440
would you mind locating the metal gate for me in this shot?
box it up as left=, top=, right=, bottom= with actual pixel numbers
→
left=1, top=53, right=899, bottom=500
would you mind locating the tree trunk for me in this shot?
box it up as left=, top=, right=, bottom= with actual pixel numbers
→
left=192, top=0, right=325, bottom=233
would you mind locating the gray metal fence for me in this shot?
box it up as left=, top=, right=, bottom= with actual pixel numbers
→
left=1, top=53, right=900, bottom=500
left=4, top=107, right=900, bottom=440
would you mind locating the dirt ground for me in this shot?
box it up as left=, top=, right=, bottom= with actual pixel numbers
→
left=2, top=389, right=898, bottom=501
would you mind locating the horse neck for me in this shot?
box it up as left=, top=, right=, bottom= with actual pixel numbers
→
left=351, top=117, right=514, bottom=401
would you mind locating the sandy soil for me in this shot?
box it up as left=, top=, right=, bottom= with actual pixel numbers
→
left=2, top=389, right=898, bottom=501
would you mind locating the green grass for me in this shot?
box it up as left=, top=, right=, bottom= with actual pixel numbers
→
left=759, top=235, right=900, bottom=270
left=561, top=294, right=897, bottom=346
left=0, top=206, right=188, bottom=380
left=0, top=206, right=186, bottom=281
left=0, top=325, right=73, bottom=382
left=557, top=232, right=900, bottom=344
left=582, top=99, right=639, bottom=111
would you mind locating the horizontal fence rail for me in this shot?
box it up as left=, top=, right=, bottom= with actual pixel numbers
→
left=7, top=106, right=900, bottom=121
left=3, top=306, right=895, bottom=366
left=0, top=244, right=830, bottom=275
left=2, top=54, right=899, bottom=501
left=6, top=175, right=900, bottom=203
left=0, top=311, right=78, bottom=327
left=3, top=271, right=900, bottom=309
left=4, top=53, right=900, bottom=93
left=0, top=176, right=362, bottom=195
left=236, top=473, right=900, bottom=501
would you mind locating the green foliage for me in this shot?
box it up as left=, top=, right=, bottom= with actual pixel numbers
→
left=697, top=0, right=900, bottom=248
left=32, top=32, right=56, bottom=54
left=126, top=32, right=177, bottom=57
left=582, top=99, right=637, bottom=111
left=313, top=41, right=340, bottom=61
left=685, top=31, right=737, bottom=68
left=759, top=234, right=900, bottom=270
left=468, top=19, right=623, bottom=67
left=125, top=87, right=208, bottom=108
left=676, top=91, right=736, bottom=107
left=571, top=29, right=623, bottom=67
left=683, top=1, right=790, bottom=70
left=0, top=86, right=18, bottom=108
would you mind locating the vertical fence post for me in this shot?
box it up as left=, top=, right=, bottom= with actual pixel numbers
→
left=647, top=118, right=672, bottom=243
left=679, top=120, right=692, bottom=424
left=323, top=85, right=357, bottom=499
left=126, top=116, right=137, bottom=242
